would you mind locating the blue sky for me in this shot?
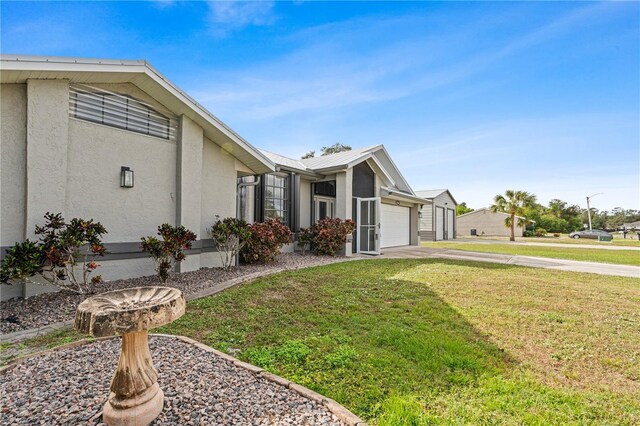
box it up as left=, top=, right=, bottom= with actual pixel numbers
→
left=2, top=1, right=638, bottom=211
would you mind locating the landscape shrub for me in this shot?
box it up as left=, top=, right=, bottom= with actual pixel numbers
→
left=240, top=219, right=292, bottom=264
left=523, top=230, right=535, bottom=237
left=296, top=227, right=313, bottom=255
left=0, top=212, right=107, bottom=294
left=209, top=216, right=251, bottom=270
left=302, top=218, right=356, bottom=256
left=553, top=233, right=561, bottom=238
left=141, top=224, right=197, bottom=283
left=534, top=228, right=548, bottom=237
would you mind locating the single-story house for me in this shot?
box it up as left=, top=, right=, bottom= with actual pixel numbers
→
left=416, top=189, right=457, bottom=241
left=254, top=147, right=424, bottom=254
left=456, top=208, right=531, bottom=237
left=0, top=55, right=421, bottom=300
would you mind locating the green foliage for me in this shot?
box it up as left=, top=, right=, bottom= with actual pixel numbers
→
left=0, top=212, right=107, bottom=294
left=321, top=142, right=352, bottom=155
left=456, top=202, right=474, bottom=216
left=240, top=218, right=292, bottom=264
left=209, top=216, right=251, bottom=269
left=301, top=218, right=356, bottom=256
left=534, top=227, right=547, bottom=237
left=491, top=190, right=537, bottom=241
left=301, top=150, right=315, bottom=159
left=300, top=143, right=353, bottom=159
left=141, top=224, right=197, bottom=283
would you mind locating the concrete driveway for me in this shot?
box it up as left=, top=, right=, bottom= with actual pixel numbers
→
left=378, top=246, right=640, bottom=278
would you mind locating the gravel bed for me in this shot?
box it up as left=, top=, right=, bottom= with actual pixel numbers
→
left=0, top=335, right=345, bottom=425
left=1, top=254, right=349, bottom=334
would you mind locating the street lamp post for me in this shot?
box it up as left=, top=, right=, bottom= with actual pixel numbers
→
left=586, top=192, right=603, bottom=231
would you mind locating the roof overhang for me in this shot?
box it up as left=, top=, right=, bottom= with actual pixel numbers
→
left=380, top=187, right=425, bottom=204
left=0, top=55, right=275, bottom=174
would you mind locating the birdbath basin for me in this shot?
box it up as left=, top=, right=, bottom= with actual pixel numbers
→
left=75, top=286, right=185, bottom=426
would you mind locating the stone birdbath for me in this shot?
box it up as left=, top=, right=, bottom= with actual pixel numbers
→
left=75, top=286, right=185, bottom=426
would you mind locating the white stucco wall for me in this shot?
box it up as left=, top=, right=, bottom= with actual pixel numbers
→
left=66, top=119, right=177, bottom=242
left=299, top=178, right=312, bottom=229
left=456, top=210, right=525, bottom=237
left=199, top=137, right=239, bottom=268
left=177, top=115, right=204, bottom=272
left=1, top=79, right=259, bottom=300
left=1, top=84, right=27, bottom=246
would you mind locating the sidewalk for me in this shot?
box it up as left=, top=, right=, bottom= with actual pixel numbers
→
left=380, top=246, right=640, bottom=278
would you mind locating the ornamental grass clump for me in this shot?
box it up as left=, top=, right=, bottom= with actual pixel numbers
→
left=241, top=219, right=292, bottom=264
left=209, top=216, right=251, bottom=270
left=141, top=224, right=197, bottom=283
left=0, top=212, right=107, bottom=294
left=301, top=218, right=355, bottom=256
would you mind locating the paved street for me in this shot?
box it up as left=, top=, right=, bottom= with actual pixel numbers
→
left=379, top=246, right=640, bottom=278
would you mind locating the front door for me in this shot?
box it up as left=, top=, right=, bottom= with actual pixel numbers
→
left=357, top=197, right=380, bottom=255
left=314, top=197, right=335, bottom=221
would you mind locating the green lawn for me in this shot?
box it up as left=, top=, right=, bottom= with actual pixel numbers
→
left=4, top=259, right=639, bottom=424
left=422, top=241, right=640, bottom=266
left=157, top=260, right=639, bottom=424
left=462, top=235, right=640, bottom=247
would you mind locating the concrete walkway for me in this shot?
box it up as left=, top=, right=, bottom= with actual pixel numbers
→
left=453, top=238, right=640, bottom=251
left=380, top=246, right=640, bottom=278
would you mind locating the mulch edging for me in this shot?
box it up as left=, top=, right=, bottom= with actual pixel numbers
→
left=1, top=334, right=367, bottom=426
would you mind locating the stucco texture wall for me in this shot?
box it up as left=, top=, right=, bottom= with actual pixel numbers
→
left=66, top=119, right=177, bottom=242
left=456, top=210, right=524, bottom=237
left=1, top=84, right=27, bottom=246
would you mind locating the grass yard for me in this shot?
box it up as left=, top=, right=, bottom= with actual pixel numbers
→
left=462, top=235, right=640, bottom=247
left=3, top=259, right=639, bottom=424
left=157, top=259, right=639, bottom=424
left=422, top=241, right=640, bottom=266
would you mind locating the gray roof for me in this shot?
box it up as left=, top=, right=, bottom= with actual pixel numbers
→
left=415, top=189, right=448, bottom=199
left=415, top=189, right=457, bottom=205
left=1, top=54, right=276, bottom=174
left=299, top=145, right=380, bottom=170
left=259, top=150, right=309, bottom=173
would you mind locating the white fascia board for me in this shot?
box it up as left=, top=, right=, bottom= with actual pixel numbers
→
left=376, top=145, right=415, bottom=195
left=362, top=155, right=395, bottom=187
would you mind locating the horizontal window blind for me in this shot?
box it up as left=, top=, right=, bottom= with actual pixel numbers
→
left=69, top=84, right=177, bottom=141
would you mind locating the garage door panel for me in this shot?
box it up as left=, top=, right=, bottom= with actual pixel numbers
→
left=381, top=204, right=410, bottom=248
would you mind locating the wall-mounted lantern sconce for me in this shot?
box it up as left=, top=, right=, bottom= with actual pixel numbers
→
left=120, top=166, right=134, bottom=188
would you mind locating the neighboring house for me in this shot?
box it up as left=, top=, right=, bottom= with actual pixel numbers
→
left=0, top=55, right=422, bottom=300
left=622, top=220, right=640, bottom=229
left=253, top=146, right=424, bottom=254
left=0, top=55, right=276, bottom=300
left=456, top=208, right=530, bottom=237
left=416, top=189, right=457, bottom=241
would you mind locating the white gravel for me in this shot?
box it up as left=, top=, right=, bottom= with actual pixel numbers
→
left=1, top=254, right=349, bottom=334
left=0, top=335, right=345, bottom=425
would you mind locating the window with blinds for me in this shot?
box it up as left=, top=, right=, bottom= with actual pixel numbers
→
left=70, top=85, right=176, bottom=140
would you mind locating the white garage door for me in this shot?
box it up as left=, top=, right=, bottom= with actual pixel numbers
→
left=447, top=209, right=455, bottom=240
left=435, top=207, right=445, bottom=241
left=381, top=203, right=410, bottom=248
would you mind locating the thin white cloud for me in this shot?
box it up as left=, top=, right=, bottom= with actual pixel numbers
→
left=207, top=1, right=276, bottom=36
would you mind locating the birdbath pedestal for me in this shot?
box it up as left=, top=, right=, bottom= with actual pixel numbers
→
left=75, top=286, right=185, bottom=426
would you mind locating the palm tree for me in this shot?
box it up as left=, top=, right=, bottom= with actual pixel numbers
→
left=491, top=190, right=537, bottom=241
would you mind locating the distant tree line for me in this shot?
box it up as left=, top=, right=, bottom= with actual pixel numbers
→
left=458, top=195, right=640, bottom=234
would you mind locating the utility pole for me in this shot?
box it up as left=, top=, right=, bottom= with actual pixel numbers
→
left=586, top=192, right=603, bottom=231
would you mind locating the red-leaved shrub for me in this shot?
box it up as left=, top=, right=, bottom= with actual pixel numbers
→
left=302, top=218, right=355, bottom=256
left=241, top=219, right=292, bottom=264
